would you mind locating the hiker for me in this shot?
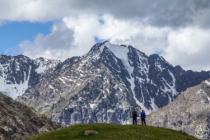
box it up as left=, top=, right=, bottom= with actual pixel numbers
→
left=140, top=110, right=146, bottom=126
left=132, top=110, right=138, bottom=125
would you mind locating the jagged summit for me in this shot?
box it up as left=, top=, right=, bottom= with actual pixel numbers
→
left=0, top=55, right=60, bottom=98
left=149, top=54, right=166, bottom=62
left=34, top=57, right=60, bottom=74
left=89, top=41, right=147, bottom=57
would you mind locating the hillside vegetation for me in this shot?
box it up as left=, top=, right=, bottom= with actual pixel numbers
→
left=29, top=124, right=198, bottom=140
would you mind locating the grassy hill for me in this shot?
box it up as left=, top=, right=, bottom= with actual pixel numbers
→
left=29, top=124, right=198, bottom=140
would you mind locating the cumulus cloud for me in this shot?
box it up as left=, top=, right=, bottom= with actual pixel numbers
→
left=1, top=0, right=210, bottom=70
left=164, top=27, right=210, bottom=70
left=21, top=14, right=171, bottom=60
left=20, top=15, right=101, bottom=60
left=1, top=0, right=210, bottom=27
left=20, top=14, right=210, bottom=70
left=20, top=22, right=74, bottom=59
left=0, top=0, right=72, bottom=22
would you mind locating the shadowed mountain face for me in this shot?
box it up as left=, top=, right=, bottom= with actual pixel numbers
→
left=0, top=92, right=59, bottom=140
left=148, top=79, right=210, bottom=140
left=14, top=42, right=210, bottom=125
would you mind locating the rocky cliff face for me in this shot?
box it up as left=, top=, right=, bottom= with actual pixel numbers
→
left=17, top=42, right=210, bottom=125
left=148, top=79, right=210, bottom=140
left=0, top=92, right=59, bottom=140
left=0, top=55, right=60, bottom=99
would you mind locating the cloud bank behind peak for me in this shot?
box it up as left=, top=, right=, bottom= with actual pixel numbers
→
left=0, top=0, right=210, bottom=71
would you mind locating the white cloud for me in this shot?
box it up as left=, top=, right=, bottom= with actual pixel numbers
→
left=97, top=15, right=171, bottom=55
left=1, top=0, right=210, bottom=27
left=0, top=0, right=73, bottom=22
left=20, top=21, right=75, bottom=60
left=21, top=14, right=171, bottom=60
left=21, top=14, right=102, bottom=60
left=0, top=0, right=209, bottom=70
left=20, top=14, right=210, bottom=71
left=63, top=15, right=101, bottom=52
left=164, top=27, right=210, bottom=71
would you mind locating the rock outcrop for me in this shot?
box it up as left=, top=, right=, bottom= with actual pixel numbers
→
left=148, top=79, right=210, bottom=140
left=0, top=92, right=60, bottom=140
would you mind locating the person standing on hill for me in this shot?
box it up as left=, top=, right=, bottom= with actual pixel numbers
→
left=140, top=110, right=146, bottom=126
left=132, top=110, right=138, bottom=125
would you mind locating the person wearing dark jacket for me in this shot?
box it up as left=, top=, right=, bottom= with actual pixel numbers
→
left=140, top=110, right=146, bottom=126
left=132, top=110, right=138, bottom=125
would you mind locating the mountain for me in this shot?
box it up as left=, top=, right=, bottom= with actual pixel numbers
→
left=0, top=92, right=59, bottom=140
left=148, top=79, right=210, bottom=140
left=17, top=41, right=210, bottom=125
left=0, top=55, right=60, bottom=99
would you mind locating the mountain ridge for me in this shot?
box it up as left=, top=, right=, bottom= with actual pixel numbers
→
left=16, top=42, right=210, bottom=125
left=0, top=55, right=60, bottom=98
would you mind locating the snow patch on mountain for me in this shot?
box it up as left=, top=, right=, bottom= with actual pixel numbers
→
left=0, top=55, right=60, bottom=99
left=205, top=80, right=210, bottom=86
left=34, top=57, right=60, bottom=74
left=104, top=42, right=150, bottom=113
left=0, top=66, right=31, bottom=99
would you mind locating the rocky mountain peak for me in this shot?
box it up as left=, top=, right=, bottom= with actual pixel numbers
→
left=0, top=55, right=60, bottom=99
left=34, top=57, right=60, bottom=74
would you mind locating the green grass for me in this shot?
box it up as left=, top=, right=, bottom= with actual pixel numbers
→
left=29, top=124, right=198, bottom=140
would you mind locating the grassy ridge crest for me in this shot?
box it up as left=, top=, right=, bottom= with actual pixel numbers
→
left=29, top=124, right=198, bottom=140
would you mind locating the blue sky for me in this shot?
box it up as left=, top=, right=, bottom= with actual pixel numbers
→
left=0, top=22, right=52, bottom=55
